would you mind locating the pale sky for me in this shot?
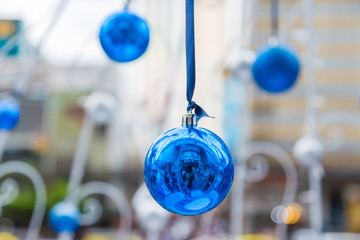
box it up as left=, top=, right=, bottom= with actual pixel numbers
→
left=0, top=0, right=151, bottom=66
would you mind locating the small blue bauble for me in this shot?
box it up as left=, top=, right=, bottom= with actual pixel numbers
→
left=0, top=100, right=20, bottom=130
left=144, top=120, right=234, bottom=216
left=49, top=201, right=80, bottom=233
left=99, top=10, right=150, bottom=62
left=252, top=43, right=300, bottom=93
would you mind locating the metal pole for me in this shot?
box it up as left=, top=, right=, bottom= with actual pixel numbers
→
left=66, top=118, right=94, bottom=197
left=0, top=161, right=47, bottom=240
left=309, top=163, right=324, bottom=238
left=304, top=0, right=317, bottom=138
left=303, top=0, right=323, bottom=237
left=224, top=0, right=257, bottom=236
left=0, top=131, right=9, bottom=163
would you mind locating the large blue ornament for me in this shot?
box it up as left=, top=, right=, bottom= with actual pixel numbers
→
left=252, top=43, right=300, bottom=93
left=0, top=99, right=20, bottom=130
left=144, top=114, right=234, bottom=216
left=48, top=201, right=80, bottom=233
left=99, top=10, right=150, bottom=62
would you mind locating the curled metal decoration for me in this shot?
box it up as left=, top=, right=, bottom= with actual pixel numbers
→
left=77, top=197, right=103, bottom=226
left=318, top=111, right=360, bottom=152
left=70, top=181, right=133, bottom=239
left=240, top=141, right=298, bottom=240
left=0, top=161, right=47, bottom=240
left=244, top=155, right=270, bottom=183
left=0, top=178, right=19, bottom=208
left=240, top=142, right=298, bottom=205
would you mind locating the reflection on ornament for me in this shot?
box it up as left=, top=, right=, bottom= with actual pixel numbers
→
left=48, top=201, right=80, bottom=233
left=0, top=100, right=20, bottom=130
left=99, top=10, right=150, bottom=62
left=293, top=137, right=324, bottom=168
left=252, top=43, right=300, bottom=93
left=144, top=114, right=233, bottom=216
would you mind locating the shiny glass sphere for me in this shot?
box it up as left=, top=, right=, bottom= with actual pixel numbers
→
left=0, top=100, right=20, bottom=130
left=252, top=43, right=300, bottom=93
left=48, top=201, right=80, bottom=233
left=144, top=125, right=234, bottom=216
left=99, top=10, right=150, bottom=62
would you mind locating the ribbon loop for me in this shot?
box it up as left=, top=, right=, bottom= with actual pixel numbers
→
left=187, top=101, right=213, bottom=122
left=187, top=101, right=196, bottom=112
left=194, top=104, right=214, bottom=122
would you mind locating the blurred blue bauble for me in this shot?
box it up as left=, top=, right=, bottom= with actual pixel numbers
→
left=49, top=201, right=80, bottom=233
left=0, top=100, right=20, bottom=130
left=252, top=43, right=300, bottom=93
left=144, top=124, right=234, bottom=216
left=99, top=10, right=150, bottom=62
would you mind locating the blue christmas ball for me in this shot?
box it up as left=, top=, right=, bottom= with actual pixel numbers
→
left=0, top=100, right=20, bottom=130
left=49, top=201, right=80, bottom=233
left=144, top=124, right=234, bottom=216
left=252, top=43, right=300, bottom=93
left=99, top=10, right=150, bottom=62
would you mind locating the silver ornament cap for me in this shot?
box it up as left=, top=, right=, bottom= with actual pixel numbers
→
left=182, top=113, right=196, bottom=127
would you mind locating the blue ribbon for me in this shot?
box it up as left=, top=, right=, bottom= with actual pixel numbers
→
left=271, top=0, right=279, bottom=38
left=185, top=0, right=212, bottom=122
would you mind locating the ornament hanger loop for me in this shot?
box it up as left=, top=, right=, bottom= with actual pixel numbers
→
left=187, top=101, right=196, bottom=113
left=271, top=0, right=279, bottom=39
left=0, top=91, right=18, bottom=102
left=123, top=0, right=132, bottom=9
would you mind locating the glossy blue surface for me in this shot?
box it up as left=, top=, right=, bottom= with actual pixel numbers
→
left=99, top=10, right=150, bottom=62
left=144, top=126, right=234, bottom=216
left=0, top=100, right=20, bottom=130
left=252, top=43, right=300, bottom=93
left=49, top=201, right=80, bottom=233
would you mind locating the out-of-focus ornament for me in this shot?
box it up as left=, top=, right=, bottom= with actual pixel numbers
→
left=84, top=92, right=116, bottom=125
left=32, top=134, right=50, bottom=155
left=293, top=137, right=324, bottom=168
left=81, top=233, right=109, bottom=240
left=170, top=217, right=195, bottom=240
left=99, top=10, right=150, bottom=62
left=225, top=48, right=255, bottom=80
left=132, top=183, right=170, bottom=232
left=48, top=201, right=80, bottom=233
left=0, top=99, right=20, bottom=130
left=236, top=234, right=277, bottom=240
left=0, top=232, right=18, bottom=240
left=144, top=114, right=234, bottom=215
left=252, top=42, right=300, bottom=93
